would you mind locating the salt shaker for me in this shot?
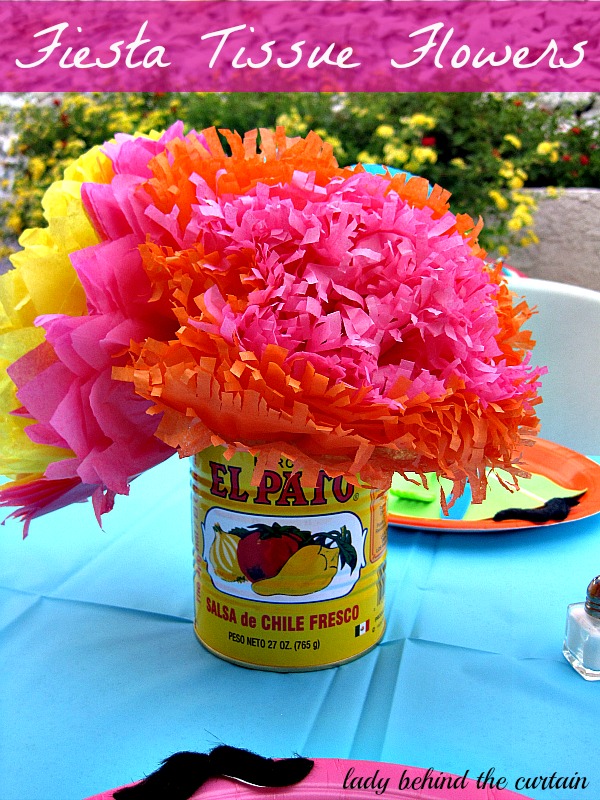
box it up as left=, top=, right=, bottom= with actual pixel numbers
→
left=563, top=575, right=600, bottom=681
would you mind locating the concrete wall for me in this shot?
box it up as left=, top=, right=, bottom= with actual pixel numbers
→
left=508, top=188, right=600, bottom=293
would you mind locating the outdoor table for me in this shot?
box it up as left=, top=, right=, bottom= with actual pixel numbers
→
left=1, top=454, right=598, bottom=800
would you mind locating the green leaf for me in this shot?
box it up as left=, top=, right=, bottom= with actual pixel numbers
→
left=312, top=525, right=358, bottom=572
left=248, top=522, right=312, bottom=542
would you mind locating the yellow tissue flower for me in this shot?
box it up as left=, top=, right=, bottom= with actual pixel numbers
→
left=0, top=145, right=113, bottom=479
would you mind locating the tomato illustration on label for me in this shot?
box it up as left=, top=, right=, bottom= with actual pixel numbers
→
left=237, top=523, right=302, bottom=582
left=208, top=521, right=358, bottom=597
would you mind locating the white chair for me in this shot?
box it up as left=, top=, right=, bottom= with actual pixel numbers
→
left=506, top=276, right=600, bottom=455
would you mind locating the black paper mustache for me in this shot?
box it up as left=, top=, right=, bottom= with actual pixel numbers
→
left=113, top=745, right=314, bottom=800
left=493, top=494, right=583, bottom=523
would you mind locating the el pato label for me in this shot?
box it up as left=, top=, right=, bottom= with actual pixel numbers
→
left=191, top=446, right=387, bottom=670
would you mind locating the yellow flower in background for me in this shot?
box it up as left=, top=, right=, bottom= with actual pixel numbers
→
left=450, top=157, right=467, bottom=170
left=536, top=141, right=560, bottom=162
left=507, top=218, right=523, bottom=231
left=403, top=113, right=436, bottom=130
left=314, top=130, right=344, bottom=157
left=498, top=161, right=515, bottom=179
left=0, top=145, right=113, bottom=478
left=63, top=95, right=87, bottom=111
left=488, top=190, right=509, bottom=211
left=519, top=231, right=539, bottom=247
left=109, top=110, right=136, bottom=132
left=6, top=212, right=21, bottom=234
left=357, top=151, right=377, bottom=164
left=411, top=146, right=437, bottom=165
left=275, top=109, right=308, bottom=135
left=497, top=245, right=510, bottom=257
left=137, top=110, right=170, bottom=134
left=383, top=143, right=409, bottom=164
left=511, top=191, right=536, bottom=207
left=546, top=186, right=561, bottom=198
left=508, top=167, right=528, bottom=190
left=63, top=139, right=87, bottom=157
left=375, top=124, right=394, bottom=139
left=83, top=105, right=104, bottom=122
left=503, top=134, right=522, bottom=149
left=28, top=157, right=46, bottom=183
left=512, top=203, right=533, bottom=226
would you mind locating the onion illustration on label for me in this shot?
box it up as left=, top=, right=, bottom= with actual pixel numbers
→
left=209, top=521, right=358, bottom=596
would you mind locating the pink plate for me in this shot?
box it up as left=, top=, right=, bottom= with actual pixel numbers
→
left=85, top=758, right=533, bottom=799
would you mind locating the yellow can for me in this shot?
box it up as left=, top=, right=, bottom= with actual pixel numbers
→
left=191, top=447, right=387, bottom=670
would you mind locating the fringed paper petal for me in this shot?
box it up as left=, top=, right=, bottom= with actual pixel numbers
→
left=0, top=475, right=96, bottom=538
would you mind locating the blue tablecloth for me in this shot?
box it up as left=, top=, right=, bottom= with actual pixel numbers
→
left=1, top=456, right=599, bottom=800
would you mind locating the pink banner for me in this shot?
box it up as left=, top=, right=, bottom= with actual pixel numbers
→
left=1, top=1, right=599, bottom=92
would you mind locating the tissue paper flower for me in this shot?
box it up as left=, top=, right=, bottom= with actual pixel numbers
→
left=0, top=125, right=543, bottom=532
left=0, top=147, right=108, bottom=476
left=0, top=129, right=186, bottom=532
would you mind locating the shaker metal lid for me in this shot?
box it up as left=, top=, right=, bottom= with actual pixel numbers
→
left=585, top=575, right=600, bottom=617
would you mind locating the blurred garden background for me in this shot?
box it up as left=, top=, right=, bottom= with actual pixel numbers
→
left=1, top=91, right=599, bottom=288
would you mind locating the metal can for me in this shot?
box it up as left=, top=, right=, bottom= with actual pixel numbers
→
left=191, top=446, right=387, bottom=671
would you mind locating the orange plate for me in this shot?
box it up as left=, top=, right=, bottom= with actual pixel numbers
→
left=388, top=438, right=600, bottom=532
